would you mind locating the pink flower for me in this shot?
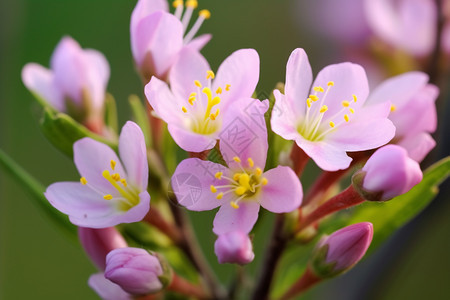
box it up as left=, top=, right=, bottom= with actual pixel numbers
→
left=79, top=227, right=128, bottom=270
left=45, top=121, right=150, bottom=228
left=364, top=0, right=437, bottom=56
left=356, top=145, right=423, bottom=201
left=214, top=231, right=255, bottom=265
left=131, top=0, right=211, bottom=82
left=88, top=273, right=131, bottom=300
left=365, top=71, right=438, bottom=162
left=271, top=48, right=395, bottom=171
left=21, top=36, right=109, bottom=126
left=311, top=222, right=373, bottom=277
left=171, top=99, right=302, bottom=235
left=145, top=47, right=260, bottom=152
left=105, top=248, right=165, bottom=295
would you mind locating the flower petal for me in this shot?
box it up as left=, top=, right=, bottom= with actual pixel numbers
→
left=171, top=158, right=229, bottom=211
left=213, top=49, right=260, bottom=107
left=83, top=49, right=110, bottom=111
left=169, top=47, right=210, bottom=101
left=213, top=201, right=260, bottom=235
left=130, top=0, right=169, bottom=42
left=312, top=62, right=369, bottom=116
left=220, top=98, right=269, bottom=169
left=284, top=48, right=313, bottom=114
left=88, top=273, right=131, bottom=300
left=271, top=89, right=302, bottom=141
left=74, top=137, right=126, bottom=194
left=21, top=63, right=63, bottom=111
left=118, top=121, right=148, bottom=190
left=186, top=34, right=212, bottom=51
left=258, top=166, right=303, bottom=213
left=397, top=132, right=436, bottom=163
left=168, top=124, right=217, bottom=152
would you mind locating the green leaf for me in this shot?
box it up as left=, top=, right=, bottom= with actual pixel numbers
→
left=0, top=149, right=76, bottom=239
left=344, top=156, right=450, bottom=254
left=129, top=94, right=152, bottom=148
left=40, top=108, right=117, bottom=157
left=104, top=93, right=118, bottom=133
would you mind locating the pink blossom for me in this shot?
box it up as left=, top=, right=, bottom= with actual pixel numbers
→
left=45, top=121, right=150, bottom=228
left=88, top=273, right=131, bottom=300
left=214, top=231, right=255, bottom=265
left=271, top=48, right=395, bottom=171
left=365, top=72, right=438, bottom=162
left=171, top=99, right=302, bottom=235
left=145, top=47, right=260, bottom=152
left=21, top=36, right=109, bottom=125
left=79, top=227, right=128, bottom=270
left=311, top=222, right=373, bottom=277
left=105, top=248, right=164, bottom=295
left=359, top=145, right=423, bottom=201
left=131, top=0, right=211, bottom=82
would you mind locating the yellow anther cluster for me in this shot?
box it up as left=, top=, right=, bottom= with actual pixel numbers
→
left=186, top=0, right=198, bottom=8
left=314, top=86, right=324, bottom=93
left=173, top=0, right=183, bottom=8
left=206, top=70, right=215, bottom=79
left=199, top=9, right=211, bottom=19
left=80, top=177, right=88, bottom=185
left=112, top=173, right=121, bottom=181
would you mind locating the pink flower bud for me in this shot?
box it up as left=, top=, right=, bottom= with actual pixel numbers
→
left=105, top=248, right=166, bottom=295
left=78, top=227, right=127, bottom=270
left=311, top=222, right=373, bottom=278
left=356, top=145, right=423, bottom=201
left=214, top=231, right=255, bottom=265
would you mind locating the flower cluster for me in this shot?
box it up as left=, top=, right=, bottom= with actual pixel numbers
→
left=9, top=0, right=447, bottom=299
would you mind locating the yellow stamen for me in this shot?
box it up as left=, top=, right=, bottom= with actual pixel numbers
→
left=235, top=186, right=246, bottom=196
left=199, top=9, right=211, bottom=19
left=247, top=158, right=254, bottom=167
left=255, top=168, right=262, bottom=176
left=306, top=98, right=312, bottom=108
left=216, top=192, right=223, bottom=200
left=186, top=0, right=198, bottom=8
left=342, top=100, right=350, bottom=107
left=112, top=173, right=121, bottom=181
left=344, top=114, right=350, bottom=122
left=215, top=172, right=223, bottom=179
left=194, top=80, right=202, bottom=88
left=182, top=106, right=188, bottom=113
left=319, top=105, right=328, bottom=113
left=206, top=70, right=215, bottom=79
left=225, top=84, right=231, bottom=91
left=233, top=156, right=241, bottom=163
left=309, top=95, right=319, bottom=101
left=314, top=86, right=324, bottom=93
left=120, top=179, right=127, bottom=187
left=352, top=94, right=357, bottom=102
left=390, top=104, right=396, bottom=112
left=80, top=177, right=87, bottom=185
left=102, top=170, right=137, bottom=205
left=349, top=108, right=355, bottom=114
left=210, top=185, right=217, bottom=193
left=238, top=174, right=251, bottom=189
left=202, top=87, right=221, bottom=121
left=230, top=201, right=239, bottom=209
left=233, top=173, right=241, bottom=181
left=173, top=0, right=183, bottom=8
left=188, top=96, right=196, bottom=105
left=110, top=160, right=116, bottom=170
left=329, top=121, right=335, bottom=128
left=327, top=81, right=335, bottom=86
left=261, top=178, right=268, bottom=185
left=216, top=87, right=222, bottom=94
left=210, top=114, right=216, bottom=120
left=104, top=194, right=113, bottom=200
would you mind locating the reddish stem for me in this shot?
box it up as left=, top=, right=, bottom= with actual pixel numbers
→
left=188, top=150, right=210, bottom=160
left=167, top=273, right=210, bottom=299
left=298, top=186, right=365, bottom=232
left=143, top=209, right=182, bottom=244
left=279, top=267, right=322, bottom=300
left=84, top=117, right=104, bottom=135
left=290, top=144, right=309, bottom=177
left=146, top=100, right=163, bottom=152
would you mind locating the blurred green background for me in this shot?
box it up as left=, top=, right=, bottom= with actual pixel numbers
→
left=1, top=0, right=449, bottom=299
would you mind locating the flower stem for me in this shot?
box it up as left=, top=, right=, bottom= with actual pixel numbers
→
left=142, top=209, right=182, bottom=244
left=290, top=144, right=309, bottom=177
left=279, top=267, right=322, bottom=300
left=251, top=214, right=289, bottom=300
left=298, top=185, right=365, bottom=232
left=167, top=273, right=210, bottom=299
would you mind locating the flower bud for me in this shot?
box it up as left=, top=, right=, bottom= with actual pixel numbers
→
left=214, top=231, right=255, bottom=265
left=78, top=227, right=127, bottom=270
left=353, top=145, right=423, bottom=201
left=105, top=248, right=169, bottom=295
left=311, top=222, right=373, bottom=278
left=88, top=273, right=131, bottom=300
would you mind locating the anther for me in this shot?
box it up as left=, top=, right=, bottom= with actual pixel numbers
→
left=233, top=156, right=241, bottom=163
left=186, top=0, right=198, bottom=8
left=112, top=173, right=121, bottom=181
left=390, top=105, right=396, bottom=112
left=247, top=158, right=254, bottom=167
left=261, top=178, right=268, bottom=185
left=255, top=168, right=262, bottom=176
left=319, top=105, right=328, bottom=113
left=349, top=108, right=355, bottom=114
left=206, top=70, right=215, bottom=79
left=344, top=114, right=350, bottom=122
left=104, top=194, right=113, bottom=200
left=233, top=173, right=241, bottom=181
left=309, top=95, right=319, bottom=101
left=215, top=172, right=223, bottom=179
left=230, top=201, right=239, bottom=209
left=216, top=87, right=222, bottom=94
left=173, top=0, right=183, bottom=8
left=80, top=177, right=87, bottom=185
left=110, top=160, right=116, bottom=170
left=120, top=179, right=127, bottom=187
left=199, top=9, right=211, bottom=19
left=327, top=81, right=335, bottom=86
left=182, top=106, right=188, bottom=113
left=194, top=80, right=202, bottom=88
left=225, top=84, right=231, bottom=91
left=216, top=193, right=223, bottom=200
left=306, top=98, right=312, bottom=108
left=329, top=121, right=335, bottom=128
left=352, top=94, right=357, bottom=102
left=342, top=100, right=350, bottom=107
left=210, top=185, right=217, bottom=193
left=314, top=86, right=324, bottom=93
left=235, top=186, right=246, bottom=196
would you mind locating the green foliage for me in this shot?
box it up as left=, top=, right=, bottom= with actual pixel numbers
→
left=104, top=93, right=119, bottom=133
left=129, top=94, right=152, bottom=147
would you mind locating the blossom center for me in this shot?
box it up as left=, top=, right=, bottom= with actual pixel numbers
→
left=80, top=159, right=140, bottom=211
left=209, top=157, right=268, bottom=209
left=297, top=81, right=357, bottom=141
left=181, top=70, right=231, bottom=135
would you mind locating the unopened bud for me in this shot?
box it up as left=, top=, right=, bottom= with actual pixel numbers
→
left=105, top=248, right=170, bottom=295
left=311, top=222, right=373, bottom=278
left=214, top=231, right=255, bottom=265
left=353, top=145, right=422, bottom=201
